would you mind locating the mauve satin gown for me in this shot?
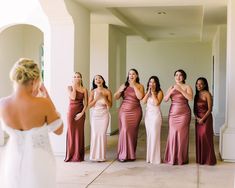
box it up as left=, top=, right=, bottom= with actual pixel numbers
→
left=195, top=98, right=216, bottom=165
left=65, top=91, right=85, bottom=162
left=145, top=96, right=162, bottom=164
left=90, top=92, right=109, bottom=161
left=118, top=87, right=142, bottom=161
left=164, top=90, right=191, bottom=165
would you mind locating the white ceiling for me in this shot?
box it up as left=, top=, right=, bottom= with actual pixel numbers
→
left=74, top=0, right=227, bottom=42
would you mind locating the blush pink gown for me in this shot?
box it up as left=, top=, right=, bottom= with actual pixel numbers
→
left=145, top=96, right=162, bottom=164
left=164, top=90, right=191, bottom=165
left=65, top=91, right=85, bottom=162
left=89, top=91, right=109, bottom=161
left=195, top=97, right=216, bottom=165
left=118, top=87, right=142, bottom=161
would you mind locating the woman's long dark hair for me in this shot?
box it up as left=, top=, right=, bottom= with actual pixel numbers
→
left=146, top=76, right=161, bottom=93
left=124, top=68, right=140, bottom=87
left=193, top=77, right=209, bottom=114
left=92, top=75, right=108, bottom=90
left=174, top=69, right=187, bottom=84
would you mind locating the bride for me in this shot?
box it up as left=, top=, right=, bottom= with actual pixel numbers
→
left=0, top=58, right=63, bottom=188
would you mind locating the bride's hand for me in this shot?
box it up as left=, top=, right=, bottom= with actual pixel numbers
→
left=38, top=83, right=49, bottom=97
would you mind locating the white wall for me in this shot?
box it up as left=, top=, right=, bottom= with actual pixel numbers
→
left=90, top=24, right=109, bottom=82
left=0, top=25, right=42, bottom=97
left=127, top=37, right=212, bottom=117
left=23, top=25, right=43, bottom=63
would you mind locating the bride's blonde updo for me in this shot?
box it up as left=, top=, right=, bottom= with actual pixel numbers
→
left=10, top=58, right=41, bottom=84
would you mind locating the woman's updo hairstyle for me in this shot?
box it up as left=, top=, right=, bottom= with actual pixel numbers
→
left=10, top=58, right=41, bottom=84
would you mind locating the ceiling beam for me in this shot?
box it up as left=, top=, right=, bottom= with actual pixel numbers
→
left=107, top=8, right=150, bottom=41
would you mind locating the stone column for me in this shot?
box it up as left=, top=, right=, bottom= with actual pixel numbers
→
left=212, top=25, right=226, bottom=135
left=0, top=126, right=4, bottom=146
left=219, top=0, right=235, bottom=161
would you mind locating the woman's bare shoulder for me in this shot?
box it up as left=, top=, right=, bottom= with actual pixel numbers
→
left=82, top=87, right=88, bottom=92
left=137, top=83, right=144, bottom=89
left=0, top=96, right=13, bottom=109
left=33, top=97, right=51, bottom=108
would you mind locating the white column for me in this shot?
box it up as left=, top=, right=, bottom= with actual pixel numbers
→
left=44, top=21, right=74, bottom=156
left=0, top=126, right=4, bottom=146
left=220, top=0, right=235, bottom=161
left=212, top=25, right=227, bottom=135
left=39, top=1, right=75, bottom=156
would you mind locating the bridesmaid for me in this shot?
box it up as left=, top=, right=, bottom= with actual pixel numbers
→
left=194, top=77, right=216, bottom=165
left=164, top=69, right=193, bottom=165
left=114, top=68, right=144, bottom=162
left=65, top=72, right=88, bottom=162
left=89, top=75, right=112, bottom=162
left=142, top=76, right=163, bottom=164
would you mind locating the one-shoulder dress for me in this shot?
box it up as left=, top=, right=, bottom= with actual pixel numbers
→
left=164, top=90, right=191, bottom=165
left=117, top=87, right=142, bottom=161
left=195, top=97, right=216, bottom=165
left=65, top=91, right=85, bottom=162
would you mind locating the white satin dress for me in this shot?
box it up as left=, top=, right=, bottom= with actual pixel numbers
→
left=90, top=91, right=109, bottom=161
left=0, top=118, right=62, bottom=188
left=144, top=96, right=162, bottom=164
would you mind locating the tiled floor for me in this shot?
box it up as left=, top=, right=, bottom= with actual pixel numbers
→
left=1, top=121, right=234, bottom=188
left=56, top=121, right=235, bottom=188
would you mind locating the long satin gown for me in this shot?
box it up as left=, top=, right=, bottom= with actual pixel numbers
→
left=0, top=118, right=62, bottom=188
left=90, top=91, right=109, bottom=161
left=65, top=91, right=85, bottom=162
left=145, top=96, right=162, bottom=164
left=164, top=90, right=191, bottom=165
left=195, top=97, right=216, bottom=165
left=118, top=87, right=142, bottom=161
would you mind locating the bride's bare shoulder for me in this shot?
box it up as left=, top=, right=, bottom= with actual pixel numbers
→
left=0, top=96, right=13, bottom=108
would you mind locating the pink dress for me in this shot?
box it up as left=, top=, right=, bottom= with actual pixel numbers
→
left=89, top=91, right=109, bottom=161
left=195, top=98, right=216, bottom=165
left=118, top=87, right=142, bottom=161
left=164, top=90, right=191, bottom=165
left=65, top=91, right=85, bottom=162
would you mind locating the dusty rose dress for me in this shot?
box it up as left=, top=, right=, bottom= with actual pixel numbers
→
left=64, top=91, right=85, bottom=162
left=195, top=98, right=216, bottom=165
left=164, top=90, right=191, bottom=165
left=118, top=87, right=142, bottom=161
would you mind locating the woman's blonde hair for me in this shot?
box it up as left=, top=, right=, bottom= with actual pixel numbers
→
left=10, top=58, right=41, bottom=84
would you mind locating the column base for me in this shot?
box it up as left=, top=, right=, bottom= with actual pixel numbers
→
left=213, top=112, right=225, bottom=135
left=220, top=124, right=235, bottom=161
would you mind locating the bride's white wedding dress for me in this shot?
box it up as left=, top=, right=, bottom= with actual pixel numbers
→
left=0, top=118, right=62, bottom=188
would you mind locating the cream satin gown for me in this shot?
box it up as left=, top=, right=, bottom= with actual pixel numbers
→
left=145, top=96, right=162, bottom=164
left=90, top=91, right=110, bottom=161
